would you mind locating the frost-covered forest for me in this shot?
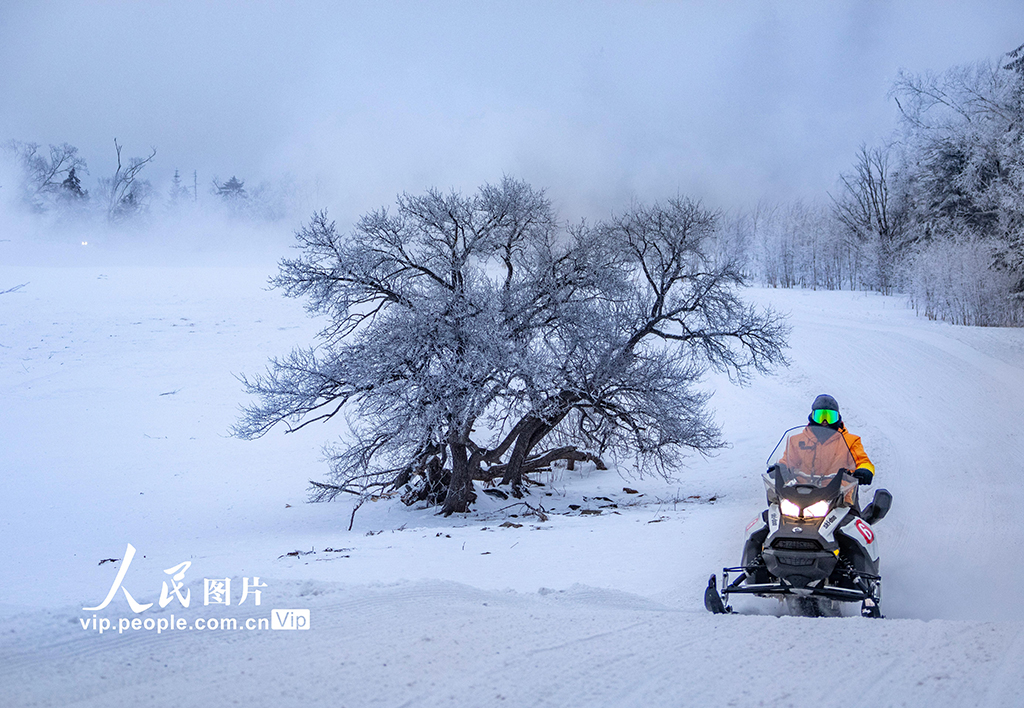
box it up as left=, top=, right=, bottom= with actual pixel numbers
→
left=720, top=44, right=1024, bottom=326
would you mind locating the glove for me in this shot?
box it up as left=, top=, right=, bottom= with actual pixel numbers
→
left=853, top=468, right=874, bottom=486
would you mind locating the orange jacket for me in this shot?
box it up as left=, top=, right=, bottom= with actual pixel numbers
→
left=839, top=425, right=874, bottom=474
left=780, top=424, right=874, bottom=477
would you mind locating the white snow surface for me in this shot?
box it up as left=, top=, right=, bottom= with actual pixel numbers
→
left=2, top=252, right=1024, bottom=707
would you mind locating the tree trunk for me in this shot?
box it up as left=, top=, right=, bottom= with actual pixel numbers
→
left=499, top=409, right=570, bottom=493
left=441, top=441, right=475, bottom=516
left=495, top=391, right=580, bottom=491
left=500, top=419, right=543, bottom=495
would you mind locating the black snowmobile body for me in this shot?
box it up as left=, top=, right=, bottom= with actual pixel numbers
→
left=705, top=425, right=892, bottom=617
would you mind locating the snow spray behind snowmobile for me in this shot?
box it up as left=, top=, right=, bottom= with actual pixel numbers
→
left=704, top=426, right=892, bottom=618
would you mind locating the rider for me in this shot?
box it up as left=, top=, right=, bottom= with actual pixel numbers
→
left=780, top=394, right=875, bottom=486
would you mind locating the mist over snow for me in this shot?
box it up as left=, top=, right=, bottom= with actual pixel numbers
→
left=1, top=0, right=1023, bottom=221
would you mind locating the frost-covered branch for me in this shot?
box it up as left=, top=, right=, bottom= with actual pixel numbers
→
left=237, top=183, right=789, bottom=515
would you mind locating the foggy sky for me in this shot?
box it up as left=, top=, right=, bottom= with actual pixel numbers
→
left=1, top=0, right=1022, bottom=219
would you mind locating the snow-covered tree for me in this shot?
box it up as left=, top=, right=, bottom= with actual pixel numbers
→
left=237, top=179, right=567, bottom=513
left=906, top=235, right=1021, bottom=326
left=831, top=145, right=912, bottom=295
left=892, top=58, right=1020, bottom=240
left=741, top=200, right=861, bottom=292
left=235, top=180, right=788, bottom=515
left=890, top=42, right=1024, bottom=321
left=492, top=198, right=789, bottom=492
left=2, top=140, right=87, bottom=212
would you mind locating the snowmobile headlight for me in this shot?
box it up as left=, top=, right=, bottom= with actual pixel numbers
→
left=780, top=499, right=801, bottom=517
left=803, top=500, right=831, bottom=518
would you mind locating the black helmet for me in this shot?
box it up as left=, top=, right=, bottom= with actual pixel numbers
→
left=810, top=394, right=841, bottom=426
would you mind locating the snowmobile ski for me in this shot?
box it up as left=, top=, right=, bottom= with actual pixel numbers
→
left=704, top=574, right=731, bottom=614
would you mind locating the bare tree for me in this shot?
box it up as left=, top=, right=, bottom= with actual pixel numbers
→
left=235, top=182, right=788, bottom=516
left=99, top=139, right=156, bottom=221
left=830, top=144, right=911, bottom=295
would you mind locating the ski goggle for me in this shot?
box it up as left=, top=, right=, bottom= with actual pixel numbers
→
left=811, top=408, right=839, bottom=425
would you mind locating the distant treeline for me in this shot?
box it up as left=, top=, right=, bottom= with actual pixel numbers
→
left=718, top=42, right=1024, bottom=327
left=0, top=137, right=308, bottom=225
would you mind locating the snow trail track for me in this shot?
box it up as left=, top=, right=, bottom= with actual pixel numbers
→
left=3, top=582, right=1023, bottom=707
left=2, top=268, right=1023, bottom=706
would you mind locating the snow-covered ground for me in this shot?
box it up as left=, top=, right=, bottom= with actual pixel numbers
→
left=2, top=244, right=1024, bottom=707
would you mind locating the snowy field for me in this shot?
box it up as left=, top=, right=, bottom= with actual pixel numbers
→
left=2, top=243, right=1024, bottom=707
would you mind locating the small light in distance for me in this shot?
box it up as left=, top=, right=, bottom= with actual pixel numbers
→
left=81, top=241, right=88, bottom=246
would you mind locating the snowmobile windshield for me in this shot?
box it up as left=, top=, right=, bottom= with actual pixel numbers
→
left=768, top=425, right=857, bottom=481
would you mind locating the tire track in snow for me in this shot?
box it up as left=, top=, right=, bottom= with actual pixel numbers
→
left=983, top=627, right=1024, bottom=707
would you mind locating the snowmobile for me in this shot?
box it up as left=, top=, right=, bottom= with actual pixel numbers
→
left=704, top=425, right=892, bottom=618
